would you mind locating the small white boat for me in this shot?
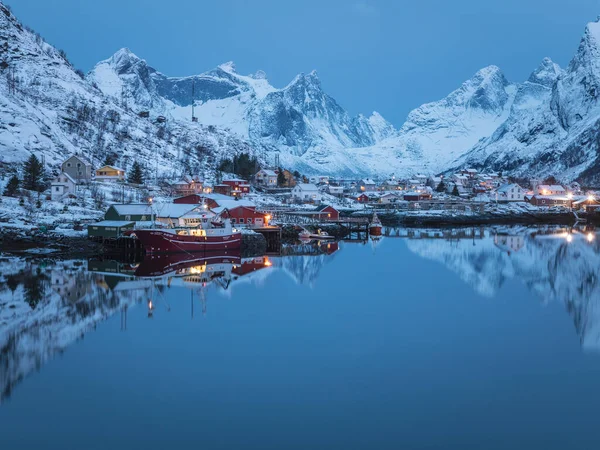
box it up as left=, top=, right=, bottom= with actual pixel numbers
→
left=298, top=228, right=335, bottom=240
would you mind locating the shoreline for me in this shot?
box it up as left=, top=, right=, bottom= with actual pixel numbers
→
left=1, top=211, right=592, bottom=258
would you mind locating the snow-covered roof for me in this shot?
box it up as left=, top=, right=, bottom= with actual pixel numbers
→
left=294, top=183, right=319, bottom=191
left=223, top=178, right=247, bottom=182
left=96, top=165, right=125, bottom=172
left=360, top=178, right=376, bottom=185
left=257, top=169, right=277, bottom=176
left=62, top=154, right=91, bottom=166
left=497, top=183, right=523, bottom=193
left=211, top=198, right=256, bottom=214
left=154, top=203, right=200, bottom=218
left=110, top=204, right=153, bottom=216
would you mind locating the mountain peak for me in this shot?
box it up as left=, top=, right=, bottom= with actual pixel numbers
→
left=218, top=61, right=237, bottom=73
left=528, top=57, right=561, bottom=86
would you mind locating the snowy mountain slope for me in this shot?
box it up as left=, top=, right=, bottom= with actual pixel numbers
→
left=89, top=49, right=397, bottom=171
left=7, top=0, right=600, bottom=180
left=0, top=3, right=263, bottom=179
left=455, top=20, right=600, bottom=184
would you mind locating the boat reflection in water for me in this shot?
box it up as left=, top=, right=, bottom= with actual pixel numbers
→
left=130, top=250, right=274, bottom=317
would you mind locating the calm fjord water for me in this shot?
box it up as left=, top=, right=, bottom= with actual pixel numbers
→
left=2, top=228, right=600, bottom=449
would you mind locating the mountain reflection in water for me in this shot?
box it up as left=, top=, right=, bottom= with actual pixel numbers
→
left=0, top=226, right=599, bottom=407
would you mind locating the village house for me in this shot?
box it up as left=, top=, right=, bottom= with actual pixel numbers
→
left=218, top=206, right=270, bottom=228
left=222, top=178, right=251, bottom=197
left=380, top=178, right=402, bottom=191
left=452, top=174, right=469, bottom=187
left=327, top=184, right=344, bottom=196
left=292, top=183, right=322, bottom=203
left=359, top=178, right=377, bottom=192
left=536, top=184, right=566, bottom=196
left=407, top=179, right=426, bottom=191
left=356, top=192, right=373, bottom=203
left=254, top=169, right=278, bottom=187
left=529, top=195, right=570, bottom=208
left=171, top=176, right=203, bottom=196
left=427, top=176, right=442, bottom=190
left=104, top=204, right=155, bottom=222
left=460, top=168, right=479, bottom=178
left=379, top=192, right=400, bottom=204
left=296, top=204, right=341, bottom=221
left=61, top=155, right=92, bottom=184
left=213, top=184, right=232, bottom=196
left=173, top=194, right=218, bottom=209
left=50, top=172, right=77, bottom=201
left=495, top=183, right=526, bottom=202
left=309, top=175, right=330, bottom=185
left=95, top=165, right=125, bottom=182
left=403, top=191, right=432, bottom=202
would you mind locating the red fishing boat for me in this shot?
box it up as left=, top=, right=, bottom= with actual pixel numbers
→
left=127, top=220, right=241, bottom=254
left=369, top=212, right=382, bottom=236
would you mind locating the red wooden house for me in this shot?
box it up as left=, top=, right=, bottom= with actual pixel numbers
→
left=218, top=205, right=270, bottom=228
left=357, top=193, right=371, bottom=203
left=222, top=178, right=251, bottom=197
left=173, top=194, right=219, bottom=209
left=214, top=184, right=232, bottom=196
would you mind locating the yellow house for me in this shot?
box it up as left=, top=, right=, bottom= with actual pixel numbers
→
left=95, top=165, right=126, bottom=182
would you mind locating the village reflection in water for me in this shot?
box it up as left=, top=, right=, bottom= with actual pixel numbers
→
left=1, top=224, right=600, bottom=404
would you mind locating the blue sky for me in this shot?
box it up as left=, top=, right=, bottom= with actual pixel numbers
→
left=10, top=0, right=600, bottom=125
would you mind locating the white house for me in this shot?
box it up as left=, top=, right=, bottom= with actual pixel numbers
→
left=359, top=178, right=377, bottom=192
left=50, top=172, right=77, bottom=201
left=254, top=169, right=278, bottom=187
left=496, top=183, right=526, bottom=201
left=292, top=183, right=322, bottom=203
left=327, top=185, right=344, bottom=196
left=379, top=192, right=400, bottom=204
left=61, top=155, right=92, bottom=183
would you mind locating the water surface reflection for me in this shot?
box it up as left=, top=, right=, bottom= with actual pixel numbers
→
left=1, top=226, right=600, bottom=448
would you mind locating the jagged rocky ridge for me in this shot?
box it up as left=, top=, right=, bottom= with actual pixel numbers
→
left=5, top=0, right=600, bottom=180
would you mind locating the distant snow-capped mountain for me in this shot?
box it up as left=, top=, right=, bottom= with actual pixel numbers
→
left=88, top=49, right=397, bottom=174
left=5, top=0, right=600, bottom=181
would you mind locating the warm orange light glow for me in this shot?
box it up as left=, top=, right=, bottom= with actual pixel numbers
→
left=588, top=195, right=595, bottom=202
left=587, top=233, right=595, bottom=242
left=265, top=214, right=271, bottom=221
left=264, top=258, right=272, bottom=267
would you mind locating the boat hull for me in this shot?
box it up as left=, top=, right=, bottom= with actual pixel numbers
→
left=130, top=229, right=242, bottom=254
left=369, top=225, right=382, bottom=236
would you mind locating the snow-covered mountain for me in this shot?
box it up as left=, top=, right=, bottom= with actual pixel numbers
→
left=0, top=3, right=262, bottom=180
left=6, top=0, right=600, bottom=180
left=454, top=21, right=600, bottom=184
left=88, top=49, right=397, bottom=174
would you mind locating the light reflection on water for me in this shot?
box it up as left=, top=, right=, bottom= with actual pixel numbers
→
left=1, top=225, right=600, bottom=449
